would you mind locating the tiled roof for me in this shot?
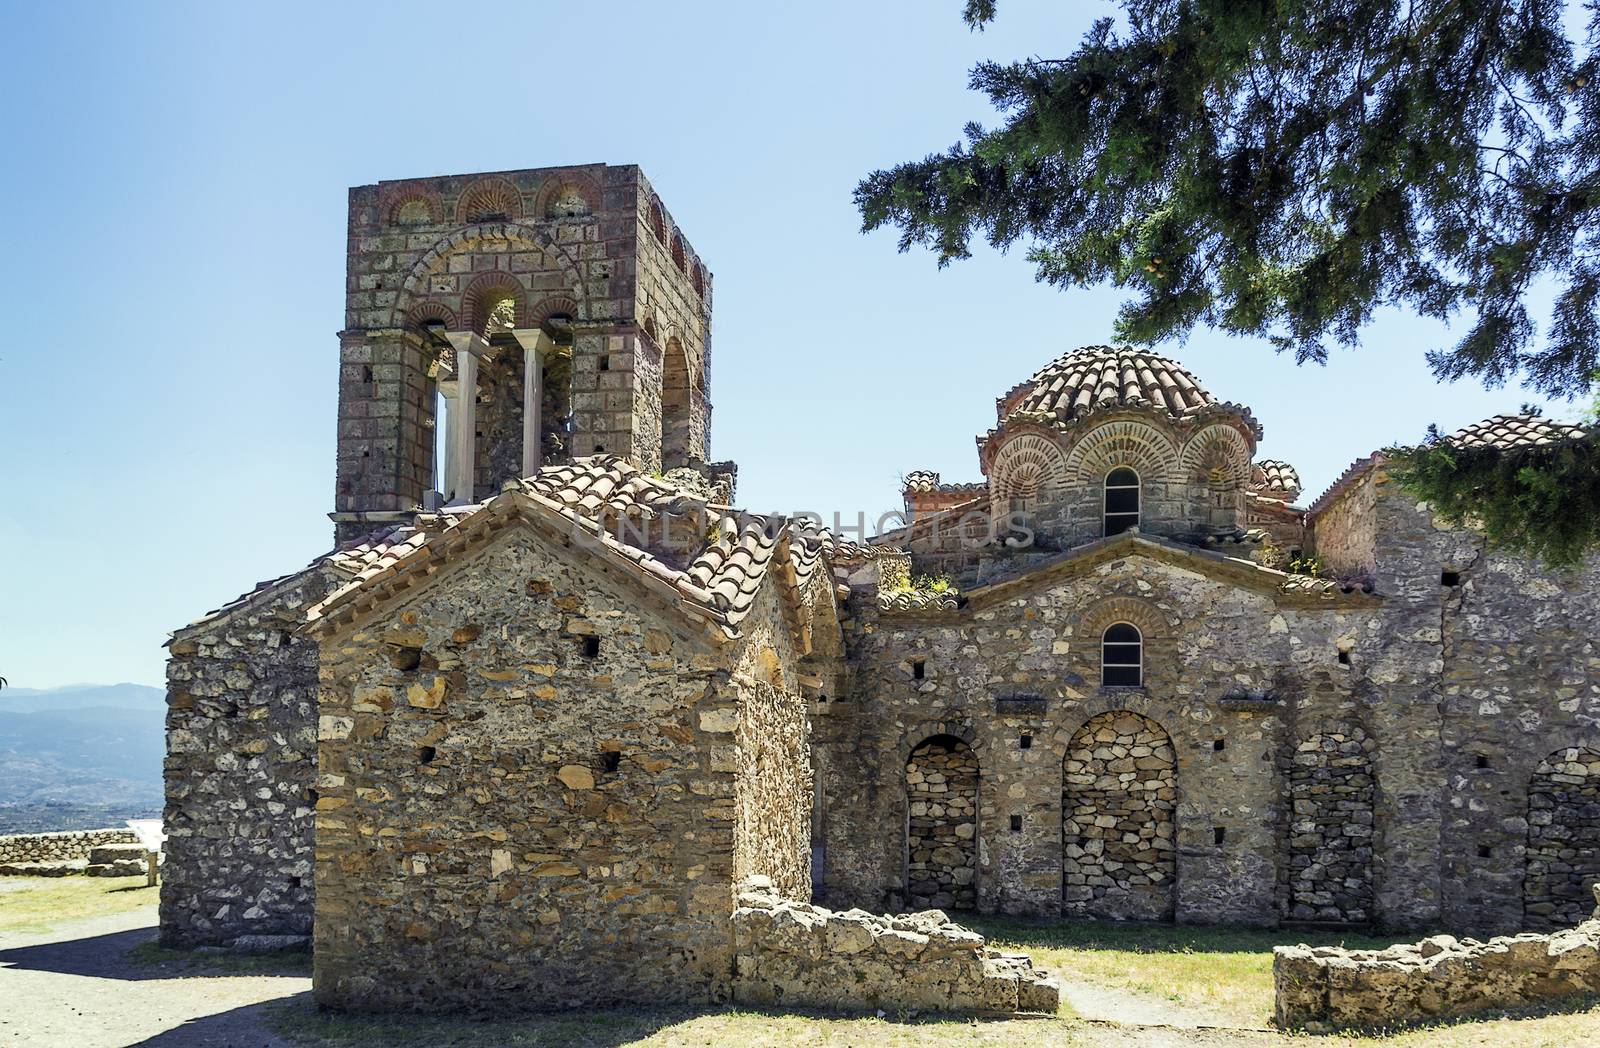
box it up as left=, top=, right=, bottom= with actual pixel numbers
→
left=903, top=471, right=986, bottom=495
left=1251, top=459, right=1302, bottom=500
left=1447, top=413, right=1589, bottom=450
left=1307, top=454, right=1385, bottom=518
left=1001, top=346, right=1259, bottom=436
left=957, top=530, right=1381, bottom=609
left=878, top=588, right=961, bottom=612
left=304, top=457, right=831, bottom=646
left=525, top=455, right=712, bottom=516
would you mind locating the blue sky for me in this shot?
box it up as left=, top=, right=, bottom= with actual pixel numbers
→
left=0, top=1, right=1579, bottom=688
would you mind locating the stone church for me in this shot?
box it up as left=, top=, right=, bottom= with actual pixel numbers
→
left=160, top=163, right=1600, bottom=1010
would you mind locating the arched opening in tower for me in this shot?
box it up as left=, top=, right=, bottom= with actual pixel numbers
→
left=661, top=338, right=693, bottom=469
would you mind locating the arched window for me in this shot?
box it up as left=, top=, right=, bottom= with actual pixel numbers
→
left=1104, top=467, right=1141, bottom=535
left=1102, top=623, right=1143, bottom=687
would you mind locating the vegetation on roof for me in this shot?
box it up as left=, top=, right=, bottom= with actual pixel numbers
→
left=1389, top=419, right=1600, bottom=569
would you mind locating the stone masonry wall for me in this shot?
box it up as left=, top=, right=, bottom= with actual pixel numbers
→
left=732, top=669, right=812, bottom=904
left=905, top=736, right=978, bottom=911
left=1526, top=746, right=1600, bottom=928
left=819, top=545, right=1382, bottom=924
left=335, top=165, right=713, bottom=545
left=313, top=527, right=791, bottom=1010
left=161, top=564, right=332, bottom=947
left=0, top=828, right=139, bottom=865
left=1284, top=727, right=1375, bottom=924
left=1274, top=887, right=1600, bottom=1030
left=1308, top=471, right=1378, bottom=581
left=1062, top=711, right=1177, bottom=920
left=730, top=877, right=1059, bottom=1015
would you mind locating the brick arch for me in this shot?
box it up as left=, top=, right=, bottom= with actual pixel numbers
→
left=392, top=224, right=588, bottom=328
left=1525, top=745, right=1600, bottom=929
left=647, top=195, right=667, bottom=243
left=461, top=272, right=528, bottom=333
left=1180, top=423, right=1253, bottom=484
left=384, top=185, right=444, bottom=226
left=988, top=432, right=1067, bottom=501
left=670, top=233, right=688, bottom=272
left=1062, top=418, right=1180, bottom=484
left=1074, top=594, right=1174, bottom=690
left=402, top=301, right=460, bottom=333
left=527, top=295, right=581, bottom=327
left=1078, top=594, right=1173, bottom=644
left=1063, top=710, right=1178, bottom=920
left=454, top=176, right=524, bottom=224
left=535, top=173, right=601, bottom=219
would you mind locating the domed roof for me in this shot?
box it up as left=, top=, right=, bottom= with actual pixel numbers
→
left=1005, top=346, right=1222, bottom=422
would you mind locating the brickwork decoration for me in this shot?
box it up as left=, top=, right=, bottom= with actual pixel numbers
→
left=1063, top=711, right=1177, bottom=920
left=334, top=165, right=713, bottom=546
left=1526, top=746, right=1600, bottom=929
left=1285, top=726, right=1376, bottom=924
left=905, top=734, right=979, bottom=911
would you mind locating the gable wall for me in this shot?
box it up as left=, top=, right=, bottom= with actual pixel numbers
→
left=819, top=552, right=1381, bottom=925
left=161, top=564, right=336, bottom=947
left=312, top=528, right=783, bottom=1010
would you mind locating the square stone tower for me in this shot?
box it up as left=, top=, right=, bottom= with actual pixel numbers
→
left=332, top=164, right=713, bottom=546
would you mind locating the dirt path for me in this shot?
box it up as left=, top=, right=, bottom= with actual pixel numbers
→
left=1055, top=975, right=1261, bottom=1030
left=0, top=904, right=309, bottom=1047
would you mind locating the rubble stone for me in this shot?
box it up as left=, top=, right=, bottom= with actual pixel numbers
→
left=1274, top=885, right=1600, bottom=1028
left=731, top=877, right=1059, bottom=1014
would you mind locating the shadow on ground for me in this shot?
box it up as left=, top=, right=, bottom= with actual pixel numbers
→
left=0, top=925, right=311, bottom=982
left=124, top=995, right=1060, bottom=1048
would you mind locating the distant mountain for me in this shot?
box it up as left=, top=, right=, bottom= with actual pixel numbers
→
left=0, top=683, right=165, bottom=834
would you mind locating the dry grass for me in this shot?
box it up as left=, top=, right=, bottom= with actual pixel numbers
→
left=272, top=1000, right=1600, bottom=1048
left=0, top=875, right=156, bottom=935
left=967, top=916, right=1397, bottom=1026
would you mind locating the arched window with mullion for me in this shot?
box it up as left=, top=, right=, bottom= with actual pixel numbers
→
left=1101, top=622, right=1143, bottom=687
left=1104, top=467, right=1140, bottom=535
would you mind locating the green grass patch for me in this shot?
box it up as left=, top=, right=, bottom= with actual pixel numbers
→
left=0, top=876, right=157, bottom=935
left=966, top=916, right=1403, bottom=1028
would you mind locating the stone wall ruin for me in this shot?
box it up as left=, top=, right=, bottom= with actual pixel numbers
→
left=730, top=877, right=1059, bottom=1015
left=1062, top=710, right=1177, bottom=920
left=1274, top=886, right=1600, bottom=1029
left=1284, top=726, right=1375, bottom=924
left=1526, top=746, right=1600, bottom=929
left=0, top=828, right=141, bottom=873
left=905, top=735, right=978, bottom=911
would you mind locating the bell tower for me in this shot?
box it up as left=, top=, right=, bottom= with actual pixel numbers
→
left=331, top=164, right=714, bottom=546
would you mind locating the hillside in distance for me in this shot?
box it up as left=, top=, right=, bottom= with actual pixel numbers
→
left=0, top=683, right=165, bottom=834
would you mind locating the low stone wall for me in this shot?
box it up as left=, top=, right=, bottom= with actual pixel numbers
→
left=0, top=829, right=140, bottom=867
left=731, top=878, right=1059, bottom=1014
left=1274, top=886, right=1600, bottom=1029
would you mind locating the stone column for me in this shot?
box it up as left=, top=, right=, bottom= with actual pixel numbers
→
left=443, top=333, right=488, bottom=505
left=511, top=329, right=557, bottom=477
left=437, top=375, right=460, bottom=500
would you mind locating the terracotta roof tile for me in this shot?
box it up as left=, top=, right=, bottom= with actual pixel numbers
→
left=1447, top=413, right=1588, bottom=450
left=988, top=345, right=1263, bottom=440
left=1250, top=459, right=1302, bottom=501
left=305, top=456, right=833, bottom=647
